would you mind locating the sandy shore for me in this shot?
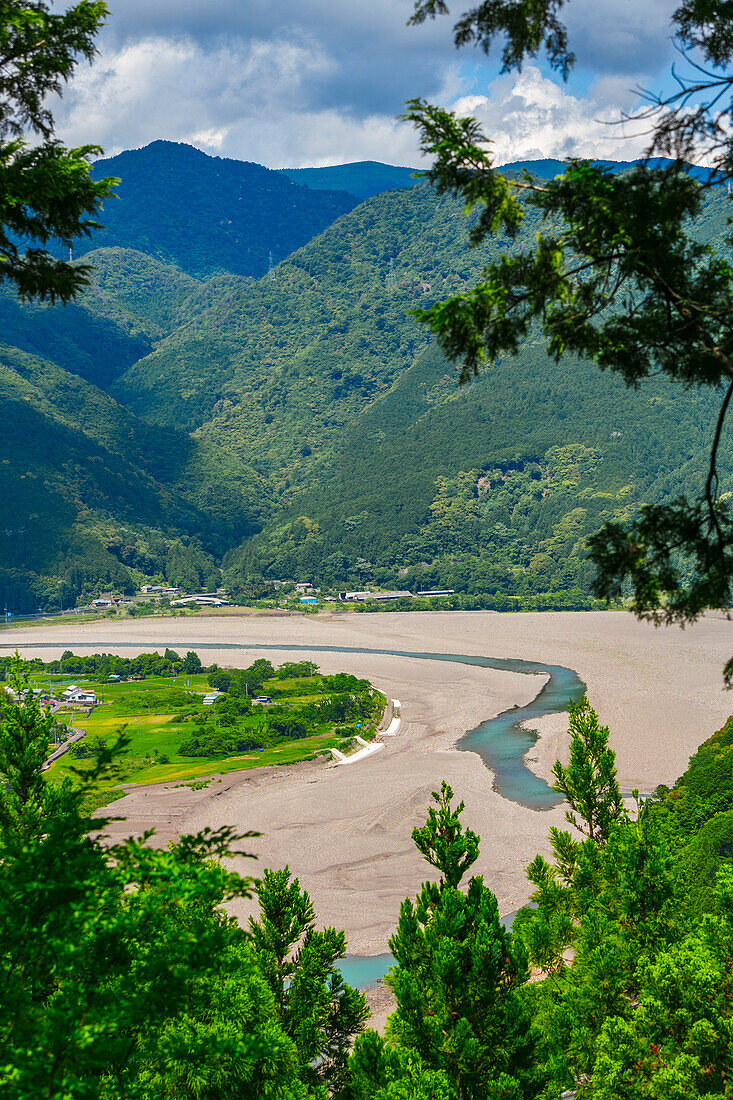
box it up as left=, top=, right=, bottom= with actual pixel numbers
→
left=3, top=610, right=731, bottom=953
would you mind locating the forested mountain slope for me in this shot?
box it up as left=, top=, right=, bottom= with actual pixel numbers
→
left=42, top=141, right=359, bottom=278
left=0, top=283, right=152, bottom=391
left=76, top=248, right=204, bottom=342
left=0, top=240, right=269, bottom=611
left=112, top=181, right=468, bottom=437
left=110, top=171, right=732, bottom=601
left=0, top=341, right=268, bottom=611
left=0, top=246, right=235, bottom=388
left=234, top=340, right=725, bottom=600
left=3, top=151, right=731, bottom=609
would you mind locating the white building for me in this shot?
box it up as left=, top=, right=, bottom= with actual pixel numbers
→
left=171, top=595, right=230, bottom=607
left=62, top=685, right=97, bottom=705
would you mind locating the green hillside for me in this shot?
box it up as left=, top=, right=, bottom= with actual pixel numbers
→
left=3, top=154, right=731, bottom=610
left=0, top=344, right=269, bottom=611
left=0, top=245, right=236, bottom=388
left=0, top=242, right=270, bottom=612
left=112, top=181, right=514, bottom=436
left=43, top=141, right=359, bottom=278
left=279, top=161, right=419, bottom=199
left=109, top=171, right=732, bottom=604
left=0, top=283, right=153, bottom=390
left=234, top=340, right=726, bottom=600
left=76, top=247, right=205, bottom=342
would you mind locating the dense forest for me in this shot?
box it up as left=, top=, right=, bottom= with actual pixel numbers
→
left=0, top=338, right=267, bottom=610
left=3, top=659, right=733, bottom=1097
left=2, top=147, right=731, bottom=610
left=40, top=141, right=359, bottom=278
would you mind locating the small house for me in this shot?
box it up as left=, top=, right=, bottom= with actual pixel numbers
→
left=64, top=689, right=97, bottom=705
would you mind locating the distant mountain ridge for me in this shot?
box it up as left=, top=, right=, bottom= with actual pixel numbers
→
left=279, top=155, right=720, bottom=203
left=35, top=142, right=718, bottom=282
left=279, top=161, right=419, bottom=199
left=43, top=141, right=359, bottom=278
left=2, top=143, right=729, bottom=611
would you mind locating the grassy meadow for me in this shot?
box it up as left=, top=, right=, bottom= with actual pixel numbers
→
left=40, top=666, right=384, bottom=797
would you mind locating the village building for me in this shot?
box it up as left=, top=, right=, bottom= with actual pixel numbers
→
left=170, top=594, right=230, bottom=607
left=338, top=590, right=412, bottom=602
left=140, top=585, right=182, bottom=596
left=62, top=686, right=97, bottom=705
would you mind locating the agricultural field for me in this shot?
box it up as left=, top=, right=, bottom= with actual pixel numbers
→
left=37, top=657, right=385, bottom=793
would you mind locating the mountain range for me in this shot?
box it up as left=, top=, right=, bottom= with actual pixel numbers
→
left=1, top=140, right=729, bottom=612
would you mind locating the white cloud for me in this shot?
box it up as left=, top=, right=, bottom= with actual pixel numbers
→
left=221, top=108, right=421, bottom=169
left=48, top=5, right=675, bottom=170
left=55, top=34, right=337, bottom=158
left=451, top=67, right=650, bottom=165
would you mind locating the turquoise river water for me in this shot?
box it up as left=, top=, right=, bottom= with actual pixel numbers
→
left=6, top=637, right=585, bottom=987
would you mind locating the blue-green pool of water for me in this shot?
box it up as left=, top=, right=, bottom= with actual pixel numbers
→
left=337, top=910, right=525, bottom=989
left=337, top=953, right=395, bottom=989
left=9, top=636, right=579, bottom=989
left=7, top=639, right=585, bottom=809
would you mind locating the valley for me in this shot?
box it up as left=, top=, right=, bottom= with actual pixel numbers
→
left=3, top=144, right=731, bottom=617
left=6, top=0, right=733, bottom=1087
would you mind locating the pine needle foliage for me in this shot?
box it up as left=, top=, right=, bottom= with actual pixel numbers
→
left=405, top=0, right=733, bottom=671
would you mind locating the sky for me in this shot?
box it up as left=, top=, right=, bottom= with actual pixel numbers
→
left=52, top=0, right=681, bottom=169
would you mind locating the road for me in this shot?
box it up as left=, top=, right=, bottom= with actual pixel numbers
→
left=42, top=729, right=86, bottom=772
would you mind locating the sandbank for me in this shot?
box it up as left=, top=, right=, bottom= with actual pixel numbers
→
left=3, top=610, right=731, bottom=953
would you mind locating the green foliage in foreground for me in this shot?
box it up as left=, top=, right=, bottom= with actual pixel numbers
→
left=510, top=699, right=733, bottom=1097
left=0, top=0, right=115, bottom=305
left=383, top=783, right=537, bottom=1099
left=0, top=658, right=367, bottom=1098
left=2, top=658, right=733, bottom=1097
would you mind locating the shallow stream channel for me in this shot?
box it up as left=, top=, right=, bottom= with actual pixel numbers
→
left=10, top=638, right=586, bottom=988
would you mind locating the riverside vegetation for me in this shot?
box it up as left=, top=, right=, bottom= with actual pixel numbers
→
left=11, top=650, right=384, bottom=791
left=2, top=659, right=733, bottom=1097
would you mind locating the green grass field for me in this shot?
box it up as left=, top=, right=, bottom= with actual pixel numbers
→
left=42, top=670, right=379, bottom=792
left=129, top=729, right=342, bottom=783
